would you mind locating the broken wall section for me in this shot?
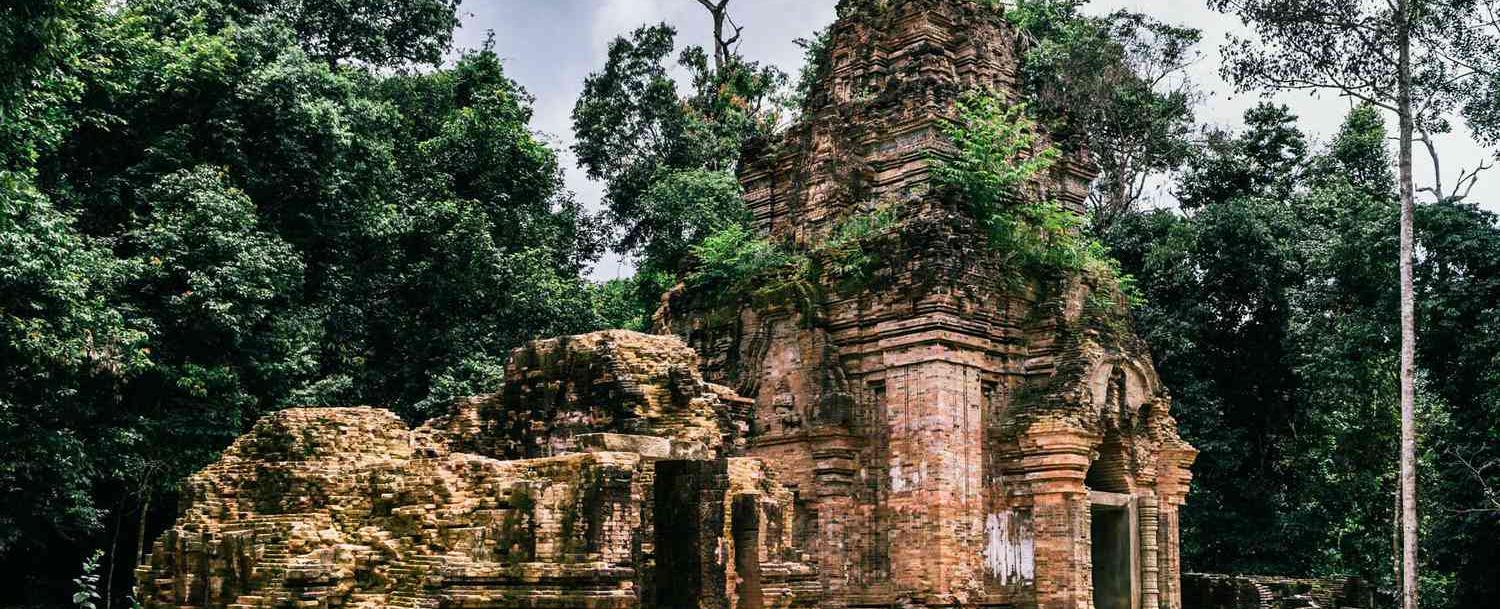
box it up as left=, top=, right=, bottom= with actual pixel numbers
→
left=415, top=330, right=754, bottom=461
left=1181, top=574, right=1374, bottom=609
left=137, top=331, right=816, bottom=609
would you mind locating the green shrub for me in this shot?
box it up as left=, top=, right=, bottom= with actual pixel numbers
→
left=935, top=90, right=1141, bottom=303
left=823, top=204, right=900, bottom=287
left=686, top=224, right=814, bottom=308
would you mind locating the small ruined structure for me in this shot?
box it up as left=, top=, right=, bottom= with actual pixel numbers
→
left=139, top=1, right=1198, bottom=608
left=1180, top=574, right=1374, bottom=609
left=138, top=332, right=820, bottom=608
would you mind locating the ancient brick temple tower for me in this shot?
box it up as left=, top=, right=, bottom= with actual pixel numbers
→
left=657, top=1, right=1198, bottom=608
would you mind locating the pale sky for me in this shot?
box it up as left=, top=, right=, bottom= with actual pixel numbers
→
left=453, top=0, right=1500, bottom=280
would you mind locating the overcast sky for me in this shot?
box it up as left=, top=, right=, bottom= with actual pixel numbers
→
left=453, top=0, right=1499, bottom=280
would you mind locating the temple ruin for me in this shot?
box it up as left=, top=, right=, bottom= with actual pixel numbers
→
left=137, top=1, right=1200, bottom=608
left=655, top=0, right=1196, bottom=606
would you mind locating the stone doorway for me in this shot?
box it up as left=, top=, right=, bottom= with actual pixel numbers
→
left=1091, top=491, right=1138, bottom=609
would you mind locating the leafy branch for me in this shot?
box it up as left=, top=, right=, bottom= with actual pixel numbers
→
left=72, top=550, right=103, bottom=609
left=683, top=201, right=902, bottom=318
left=686, top=223, right=814, bottom=311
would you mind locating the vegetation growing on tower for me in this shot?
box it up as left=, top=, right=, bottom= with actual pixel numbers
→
left=935, top=92, right=1141, bottom=301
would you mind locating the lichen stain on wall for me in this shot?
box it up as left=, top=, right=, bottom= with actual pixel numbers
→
left=983, top=510, right=1035, bottom=585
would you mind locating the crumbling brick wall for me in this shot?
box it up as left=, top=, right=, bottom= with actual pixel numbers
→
left=137, top=332, right=816, bottom=609
left=414, top=330, right=752, bottom=460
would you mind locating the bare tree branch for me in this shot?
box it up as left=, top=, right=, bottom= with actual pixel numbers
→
left=1453, top=160, right=1493, bottom=201
left=1451, top=449, right=1500, bottom=512
left=1415, top=126, right=1495, bottom=203
left=693, top=0, right=742, bottom=70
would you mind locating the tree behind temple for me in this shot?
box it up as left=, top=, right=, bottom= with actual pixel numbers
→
left=1008, top=0, right=1200, bottom=235
left=0, top=1, right=615, bottom=604
left=1204, top=2, right=1499, bottom=605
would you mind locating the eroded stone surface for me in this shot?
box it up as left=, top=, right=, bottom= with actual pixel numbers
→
left=413, top=330, right=752, bottom=461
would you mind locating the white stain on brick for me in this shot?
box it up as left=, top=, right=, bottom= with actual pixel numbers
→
left=889, top=457, right=929, bottom=493
left=983, top=511, right=1035, bottom=584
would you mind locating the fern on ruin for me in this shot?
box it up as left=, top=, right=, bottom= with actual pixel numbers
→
left=821, top=203, right=901, bottom=288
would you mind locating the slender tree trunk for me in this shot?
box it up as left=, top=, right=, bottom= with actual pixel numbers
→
left=695, top=0, right=740, bottom=71
left=136, top=491, right=151, bottom=568
left=713, top=12, right=727, bottom=70
left=1396, top=1, right=1420, bottom=607
left=107, top=508, right=121, bottom=609
left=697, top=0, right=728, bottom=70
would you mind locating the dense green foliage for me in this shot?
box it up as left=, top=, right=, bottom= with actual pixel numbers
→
left=572, top=23, right=783, bottom=271
left=686, top=223, right=811, bottom=305
left=569, top=21, right=789, bottom=325
left=1448, top=1, right=1500, bottom=147
left=1007, top=0, right=1199, bottom=234
left=0, top=1, right=620, bottom=604
left=936, top=93, right=1138, bottom=299
left=1106, top=104, right=1500, bottom=608
left=680, top=203, right=898, bottom=317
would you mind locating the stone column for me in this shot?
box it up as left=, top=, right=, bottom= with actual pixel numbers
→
left=1138, top=495, right=1161, bottom=609
left=1156, top=444, right=1196, bottom=609
left=1160, top=506, right=1181, bottom=609
left=811, top=433, right=859, bottom=603
left=881, top=360, right=986, bottom=599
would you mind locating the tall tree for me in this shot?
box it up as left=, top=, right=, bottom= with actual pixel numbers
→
left=1396, top=4, right=1420, bottom=606
left=1110, top=104, right=1401, bottom=596
left=0, top=0, right=627, bottom=603
left=1205, top=2, right=1492, bottom=604
left=572, top=19, right=784, bottom=325
left=1113, top=98, right=1500, bottom=607
left=694, top=0, right=743, bottom=70
left=1105, top=104, right=1314, bottom=575
left=1176, top=103, right=1309, bottom=209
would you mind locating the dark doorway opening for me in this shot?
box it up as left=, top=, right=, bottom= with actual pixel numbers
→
left=654, top=460, right=728, bottom=606
left=1092, top=502, right=1134, bottom=609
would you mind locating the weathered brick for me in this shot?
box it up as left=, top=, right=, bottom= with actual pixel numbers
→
left=657, top=1, right=1197, bottom=608
left=138, top=333, right=816, bottom=609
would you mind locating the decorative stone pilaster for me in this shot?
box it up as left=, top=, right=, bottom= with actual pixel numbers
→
left=1156, top=443, right=1197, bottom=609
left=1159, top=506, right=1182, bottom=609
left=812, top=432, right=862, bottom=604
left=999, top=422, right=1099, bottom=609
left=1138, top=495, right=1162, bottom=609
